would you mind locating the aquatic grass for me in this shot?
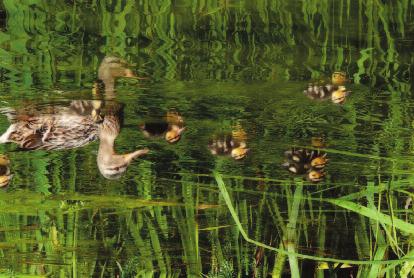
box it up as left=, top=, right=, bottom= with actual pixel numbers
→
left=215, top=172, right=414, bottom=265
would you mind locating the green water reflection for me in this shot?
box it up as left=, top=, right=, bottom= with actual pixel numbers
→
left=1, top=0, right=414, bottom=277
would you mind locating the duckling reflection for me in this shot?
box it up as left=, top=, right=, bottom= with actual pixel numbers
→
left=304, top=72, right=351, bottom=104
left=282, top=148, right=328, bottom=182
left=0, top=154, right=12, bottom=188
left=94, top=56, right=144, bottom=97
left=0, top=101, right=103, bottom=150
left=139, top=111, right=185, bottom=144
left=97, top=113, right=149, bottom=180
left=208, top=126, right=249, bottom=160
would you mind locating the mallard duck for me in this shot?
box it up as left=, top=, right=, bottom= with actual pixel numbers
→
left=97, top=114, right=149, bottom=179
left=140, top=111, right=185, bottom=144
left=0, top=154, right=12, bottom=188
left=282, top=148, right=328, bottom=182
left=0, top=101, right=103, bottom=150
left=304, top=72, right=350, bottom=104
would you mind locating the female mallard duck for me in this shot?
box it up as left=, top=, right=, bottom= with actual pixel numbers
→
left=0, top=154, right=12, bottom=188
left=282, top=148, right=328, bottom=182
left=0, top=100, right=103, bottom=150
left=304, top=72, right=350, bottom=104
left=208, top=125, right=249, bottom=160
left=139, top=111, right=186, bottom=144
left=98, top=113, right=149, bottom=179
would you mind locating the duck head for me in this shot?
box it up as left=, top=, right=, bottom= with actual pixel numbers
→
left=96, top=56, right=138, bottom=97
left=97, top=115, right=149, bottom=179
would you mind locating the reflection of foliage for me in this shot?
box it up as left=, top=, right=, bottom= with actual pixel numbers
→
left=207, top=260, right=234, bottom=278
left=1, top=0, right=414, bottom=277
left=269, top=104, right=329, bottom=138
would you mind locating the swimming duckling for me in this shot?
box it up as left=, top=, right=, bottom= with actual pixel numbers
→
left=97, top=114, right=149, bottom=180
left=209, top=129, right=249, bottom=160
left=282, top=148, right=328, bottom=182
left=304, top=72, right=350, bottom=104
left=140, top=111, right=185, bottom=144
left=0, top=101, right=104, bottom=150
left=0, top=154, right=12, bottom=188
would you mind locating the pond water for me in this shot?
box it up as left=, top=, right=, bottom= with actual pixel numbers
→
left=1, top=1, right=414, bottom=277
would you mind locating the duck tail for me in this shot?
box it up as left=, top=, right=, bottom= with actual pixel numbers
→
left=0, top=125, right=14, bottom=144
left=0, top=107, right=17, bottom=122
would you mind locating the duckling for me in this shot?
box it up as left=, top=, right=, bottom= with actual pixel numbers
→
left=97, top=114, right=149, bottom=180
left=282, top=148, right=328, bottom=182
left=303, top=72, right=350, bottom=104
left=0, top=154, right=12, bottom=188
left=209, top=131, right=249, bottom=160
left=140, top=111, right=185, bottom=144
left=0, top=101, right=104, bottom=150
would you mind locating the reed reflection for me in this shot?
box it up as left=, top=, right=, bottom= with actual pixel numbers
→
left=208, top=125, right=249, bottom=160
left=139, top=111, right=186, bottom=144
left=304, top=72, right=351, bottom=104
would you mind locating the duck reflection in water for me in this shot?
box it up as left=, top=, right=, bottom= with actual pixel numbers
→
left=98, top=110, right=149, bottom=179
left=0, top=154, right=12, bottom=188
left=0, top=101, right=148, bottom=180
left=139, top=111, right=186, bottom=144
left=94, top=56, right=146, bottom=98
left=283, top=139, right=328, bottom=182
left=208, top=125, right=249, bottom=160
left=304, top=71, right=351, bottom=104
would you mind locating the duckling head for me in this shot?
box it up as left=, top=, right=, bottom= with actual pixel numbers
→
left=0, top=154, right=12, bottom=188
left=310, top=154, right=328, bottom=169
left=0, top=174, right=12, bottom=188
left=165, top=126, right=186, bottom=144
left=307, top=170, right=325, bottom=182
left=331, top=86, right=349, bottom=104
left=331, top=71, right=348, bottom=86
left=231, top=146, right=249, bottom=160
left=0, top=155, right=10, bottom=167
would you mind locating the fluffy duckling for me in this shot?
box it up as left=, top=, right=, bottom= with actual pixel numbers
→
left=283, top=148, right=328, bottom=182
left=0, top=154, right=12, bottom=188
left=304, top=72, right=350, bottom=104
left=0, top=101, right=103, bottom=150
left=140, top=111, right=185, bottom=144
left=209, top=126, right=249, bottom=160
left=97, top=114, right=149, bottom=180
